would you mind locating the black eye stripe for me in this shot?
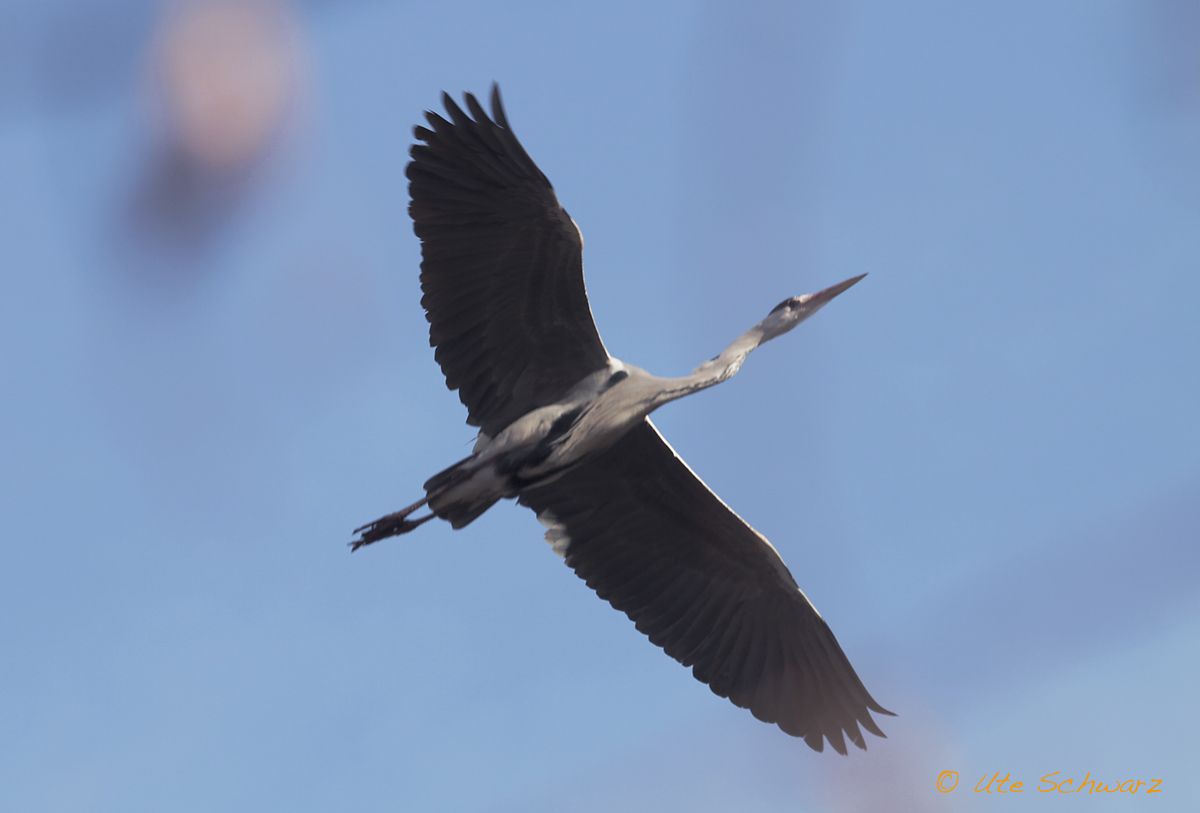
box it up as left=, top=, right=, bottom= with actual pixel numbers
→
left=769, top=298, right=794, bottom=315
left=606, top=370, right=629, bottom=387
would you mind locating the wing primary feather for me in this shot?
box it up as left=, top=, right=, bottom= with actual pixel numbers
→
left=634, top=573, right=704, bottom=644
left=665, top=588, right=727, bottom=666
left=685, top=596, right=743, bottom=682
left=708, top=606, right=754, bottom=700
left=749, top=629, right=787, bottom=724
left=728, top=609, right=769, bottom=710
left=464, top=92, right=494, bottom=129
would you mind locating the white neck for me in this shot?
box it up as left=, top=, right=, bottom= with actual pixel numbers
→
left=648, top=324, right=768, bottom=409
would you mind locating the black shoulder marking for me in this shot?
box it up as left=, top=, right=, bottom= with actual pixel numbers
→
left=497, top=444, right=552, bottom=476
left=495, top=406, right=584, bottom=480
left=605, top=370, right=629, bottom=389
left=547, top=406, right=584, bottom=441
left=507, top=462, right=573, bottom=491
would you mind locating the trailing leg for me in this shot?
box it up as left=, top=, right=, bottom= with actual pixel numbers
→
left=350, top=496, right=433, bottom=551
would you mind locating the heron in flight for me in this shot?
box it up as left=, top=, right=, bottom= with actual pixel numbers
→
left=353, top=86, right=891, bottom=753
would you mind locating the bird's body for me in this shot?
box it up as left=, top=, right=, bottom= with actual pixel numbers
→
left=353, top=86, right=891, bottom=753
left=484, top=360, right=650, bottom=486
left=464, top=364, right=713, bottom=498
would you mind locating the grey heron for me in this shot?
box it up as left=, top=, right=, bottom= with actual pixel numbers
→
left=353, top=86, right=891, bottom=753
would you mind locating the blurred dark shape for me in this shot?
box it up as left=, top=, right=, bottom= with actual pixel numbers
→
left=127, top=140, right=256, bottom=262
left=124, top=0, right=303, bottom=271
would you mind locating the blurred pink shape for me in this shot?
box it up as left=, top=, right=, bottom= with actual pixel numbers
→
left=154, top=0, right=300, bottom=172
left=122, top=0, right=305, bottom=263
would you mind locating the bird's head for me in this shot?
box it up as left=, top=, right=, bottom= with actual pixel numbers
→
left=758, top=274, right=867, bottom=343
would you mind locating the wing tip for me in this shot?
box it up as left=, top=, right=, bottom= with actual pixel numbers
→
left=490, top=82, right=509, bottom=128
left=786, top=716, right=882, bottom=755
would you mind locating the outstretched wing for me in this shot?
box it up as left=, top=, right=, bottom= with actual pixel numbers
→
left=408, top=86, right=610, bottom=437
left=519, top=420, right=892, bottom=753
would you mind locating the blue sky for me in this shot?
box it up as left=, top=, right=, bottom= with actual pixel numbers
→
left=2, top=1, right=1198, bottom=810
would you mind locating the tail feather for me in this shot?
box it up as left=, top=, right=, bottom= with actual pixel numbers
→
left=422, top=455, right=500, bottom=529
left=432, top=495, right=499, bottom=529
left=423, top=455, right=476, bottom=493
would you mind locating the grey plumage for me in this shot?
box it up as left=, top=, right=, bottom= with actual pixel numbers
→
left=353, top=85, right=891, bottom=753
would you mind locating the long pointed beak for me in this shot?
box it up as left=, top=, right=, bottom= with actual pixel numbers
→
left=810, top=273, right=867, bottom=305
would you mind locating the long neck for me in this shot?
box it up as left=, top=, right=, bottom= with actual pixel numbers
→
left=648, top=324, right=768, bottom=409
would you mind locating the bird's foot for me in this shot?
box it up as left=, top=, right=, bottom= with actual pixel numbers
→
left=350, top=497, right=433, bottom=552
